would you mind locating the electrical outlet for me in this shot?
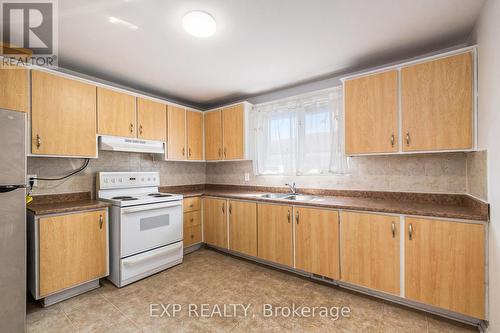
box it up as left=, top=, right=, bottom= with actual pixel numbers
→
left=244, top=172, right=250, bottom=182
left=28, top=174, right=37, bottom=187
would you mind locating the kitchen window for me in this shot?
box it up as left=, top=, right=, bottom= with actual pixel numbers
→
left=250, top=87, right=349, bottom=175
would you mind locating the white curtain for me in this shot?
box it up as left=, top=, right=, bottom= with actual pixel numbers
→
left=250, top=87, right=349, bottom=176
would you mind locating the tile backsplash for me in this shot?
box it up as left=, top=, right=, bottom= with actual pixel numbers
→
left=28, top=150, right=487, bottom=199
left=28, top=151, right=206, bottom=197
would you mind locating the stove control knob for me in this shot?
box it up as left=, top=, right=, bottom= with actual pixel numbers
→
left=104, top=178, right=108, bottom=183
left=147, top=177, right=151, bottom=181
left=118, top=178, right=122, bottom=182
left=111, top=178, right=116, bottom=183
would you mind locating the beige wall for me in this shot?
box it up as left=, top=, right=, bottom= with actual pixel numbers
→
left=207, top=153, right=469, bottom=193
left=28, top=151, right=206, bottom=197
left=471, top=0, right=500, bottom=329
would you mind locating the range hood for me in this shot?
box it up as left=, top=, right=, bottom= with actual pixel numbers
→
left=99, top=136, right=165, bottom=154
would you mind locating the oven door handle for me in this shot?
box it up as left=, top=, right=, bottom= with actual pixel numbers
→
left=121, top=201, right=182, bottom=214
left=123, top=242, right=183, bottom=266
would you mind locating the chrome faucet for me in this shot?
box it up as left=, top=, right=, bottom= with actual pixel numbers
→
left=285, top=182, right=297, bottom=194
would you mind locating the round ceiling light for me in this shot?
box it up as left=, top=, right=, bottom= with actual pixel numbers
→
left=182, top=11, right=216, bottom=38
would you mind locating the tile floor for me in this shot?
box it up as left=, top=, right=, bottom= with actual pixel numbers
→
left=27, top=248, right=478, bottom=332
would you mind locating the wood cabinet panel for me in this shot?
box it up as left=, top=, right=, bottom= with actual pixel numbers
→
left=203, top=198, right=227, bottom=248
left=137, top=98, right=166, bottom=141
left=228, top=201, right=257, bottom=257
left=39, top=210, right=107, bottom=297
left=184, top=211, right=201, bottom=228
left=295, top=207, right=339, bottom=279
left=187, top=111, right=203, bottom=160
left=0, top=66, right=28, bottom=112
left=344, top=70, right=399, bottom=154
left=405, top=217, right=485, bottom=319
left=31, top=71, right=97, bottom=157
left=222, top=105, right=244, bottom=160
left=257, top=203, right=293, bottom=266
left=184, top=197, right=201, bottom=213
left=184, top=224, right=202, bottom=247
left=97, top=87, right=136, bottom=138
left=204, top=110, right=222, bottom=160
left=401, top=52, right=473, bottom=151
left=167, top=105, right=186, bottom=160
left=340, top=211, right=400, bottom=295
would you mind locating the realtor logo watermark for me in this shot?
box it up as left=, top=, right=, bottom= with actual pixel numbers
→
left=1, top=0, right=58, bottom=67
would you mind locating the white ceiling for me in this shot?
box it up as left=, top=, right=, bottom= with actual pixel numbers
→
left=58, top=0, right=485, bottom=108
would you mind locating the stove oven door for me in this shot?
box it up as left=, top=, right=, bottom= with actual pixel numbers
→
left=120, top=201, right=183, bottom=257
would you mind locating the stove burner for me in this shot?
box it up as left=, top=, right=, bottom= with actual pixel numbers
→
left=112, top=196, right=138, bottom=201
left=148, top=193, right=173, bottom=198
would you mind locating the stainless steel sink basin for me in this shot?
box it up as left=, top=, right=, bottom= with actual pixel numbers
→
left=259, top=193, right=289, bottom=199
left=283, top=194, right=321, bottom=201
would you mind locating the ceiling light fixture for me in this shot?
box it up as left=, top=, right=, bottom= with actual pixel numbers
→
left=108, top=16, right=139, bottom=30
left=182, top=11, right=216, bottom=38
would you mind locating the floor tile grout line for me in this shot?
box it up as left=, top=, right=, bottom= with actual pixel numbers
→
left=58, top=303, right=80, bottom=332
left=100, top=287, right=143, bottom=331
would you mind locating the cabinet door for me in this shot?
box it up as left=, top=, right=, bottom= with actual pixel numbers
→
left=222, top=104, right=244, bottom=160
left=187, top=110, right=203, bottom=160
left=97, top=87, right=137, bottom=138
left=340, top=211, right=400, bottom=295
left=184, top=225, right=202, bottom=247
left=31, top=71, right=97, bottom=157
left=295, top=207, right=339, bottom=279
left=203, top=198, right=227, bottom=248
left=257, top=203, right=293, bottom=266
left=228, top=201, right=257, bottom=257
left=137, top=98, right=166, bottom=141
left=39, top=210, right=107, bottom=297
left=401, top=52, right=473, bottom=151
left=0, top=66, right=28, bottom=112
left=405, top=217, right=485, bottom=319
left=204, top=110, right=223, bottom=160
left=344, top=71, right=398, bottom=154
left=167, top=105, right=186, bottom=160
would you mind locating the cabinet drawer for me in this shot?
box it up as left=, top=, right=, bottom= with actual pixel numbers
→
left=184, top=211, right=201, bottom=228
left=184, top=225, right=202, bottom=247
left=184, top=197, right=201, bottom=212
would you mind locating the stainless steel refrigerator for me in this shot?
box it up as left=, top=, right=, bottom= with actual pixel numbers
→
left=0, top=109, right=26, bottom=332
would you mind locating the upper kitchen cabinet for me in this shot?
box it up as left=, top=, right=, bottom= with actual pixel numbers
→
left=31, top=71, right=97, bottom=157
left=204, top=110, right=222, bottom=160
left=167, top=105, right=186, bottom=160
left=97, top=87, right=136, bottom=138
left=401, top=52, right=473, bottom=151
left=204, top=102, right=251, bottom=161
left=0, top=65, right=29, bottom=113
left=343, top=48, right=475, bottom=156
left=344, top=70, right=398, bottom=154
left=187, top=110, right=203, bottom=160
left=137, top=98, right=167, bottom=141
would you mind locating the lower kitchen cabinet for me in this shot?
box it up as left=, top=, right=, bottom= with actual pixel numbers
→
left=405, top=217, right=485, bottom=319
left=294, top=207, right=340, bottom=280
left=183, top=208, right=202, bottom=247
left=203, top=198, right=228, bottom=248
left=37, top=210, right=108, bottom=297
left=228, top=201, right=257, bottom=257
left=340, top=211, right=400, bottom=295
left=257, top=203, right=293, bottom=267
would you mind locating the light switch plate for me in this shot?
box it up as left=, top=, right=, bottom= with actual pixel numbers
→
left=244, top=172, right=250, bottom=182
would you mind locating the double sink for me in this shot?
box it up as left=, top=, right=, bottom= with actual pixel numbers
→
left=258, top=193, right=322, bottom=202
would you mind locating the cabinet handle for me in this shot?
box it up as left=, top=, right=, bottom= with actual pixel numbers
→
left=189, top=204, right=194, bottom=208
left=406, top=132, right=410, bottom=146
left=190, top=218, right=194, bottom=222
left=391, top=222, right=396, bottom=238
left=222, top=203, right=225, bottom=213
left=129, top=123, right=134, bottom=134
left=35, top=134, right=41, bottom=149
left=229, top=203, right=232, bottom=214
left=139, top=125, right=143, bottom=135
left=287, top=210, right=290, bottom=223
left=182, top=147, right=185, bottom=156
left=190, top=234, right=194, bottom=239
left=295, top=210, right=300, bottom=224
left=390, top=133, right=395, bottom=147
left=223, top=147, right=227, bottom=158
left=99, top=215, right=103, bottom=229
left=218, top=148, right=222, bottom=158
left=189, top=148, right=192, bottom=157
left=408, top=223, right=413, bottom=240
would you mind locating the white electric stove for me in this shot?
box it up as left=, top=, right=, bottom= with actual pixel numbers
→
left=97, top=172, right=184, bottom=287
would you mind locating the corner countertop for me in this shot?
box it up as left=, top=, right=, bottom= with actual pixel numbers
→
left=160, top=184, right=489, bottom=222
left=27, top=192, right=111, bottom=216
